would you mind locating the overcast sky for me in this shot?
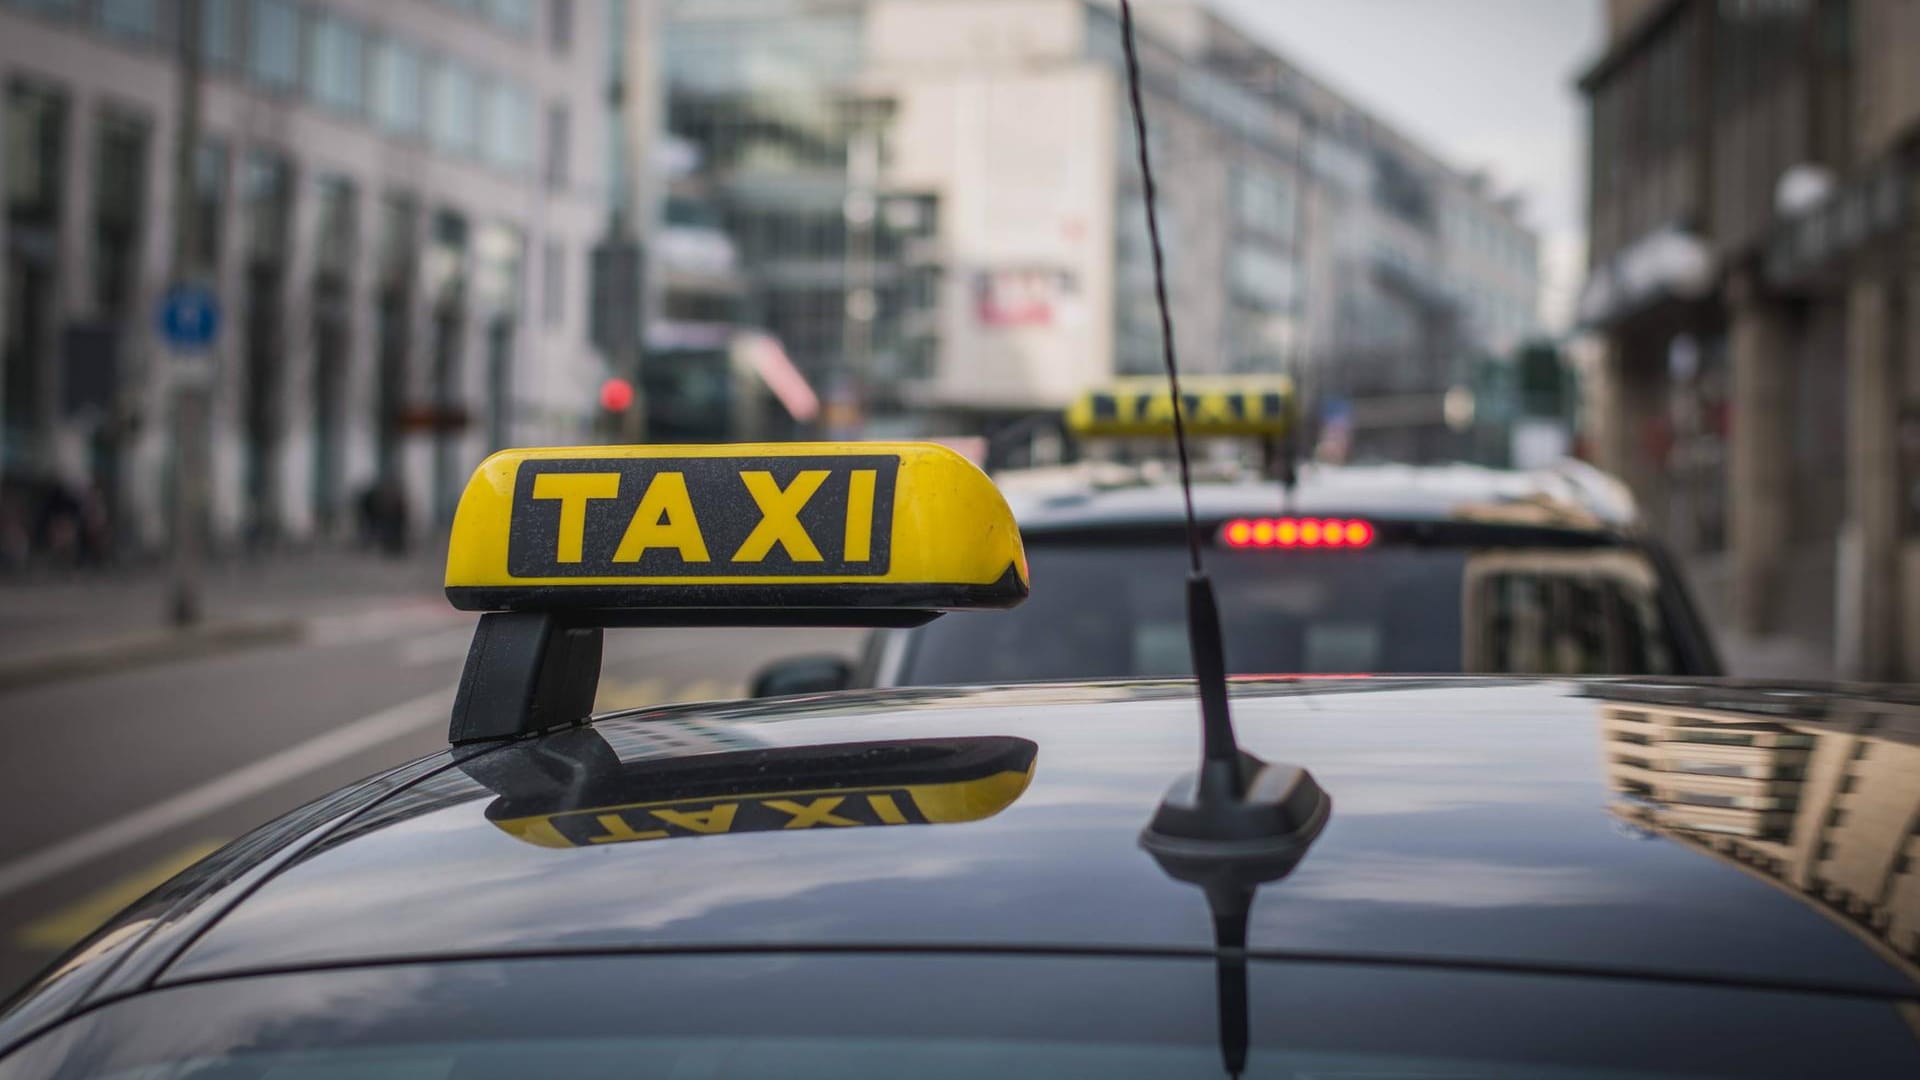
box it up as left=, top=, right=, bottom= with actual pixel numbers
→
left=1208, top=0, right=1603, bottom=332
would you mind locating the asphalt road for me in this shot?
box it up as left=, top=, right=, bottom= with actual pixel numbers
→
left=0, top=599, right=860, bottom=997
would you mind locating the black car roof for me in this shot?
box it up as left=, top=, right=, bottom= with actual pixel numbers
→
left=999, top=461, right=1637, bottom=533
left=36, top=677, right=1915, bottom=1011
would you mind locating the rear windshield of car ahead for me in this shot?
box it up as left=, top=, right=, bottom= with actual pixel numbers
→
left=899, top=539, right=1678, bottom=684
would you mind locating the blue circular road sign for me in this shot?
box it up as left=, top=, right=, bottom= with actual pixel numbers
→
left=158, top=283, right=222, bottom=351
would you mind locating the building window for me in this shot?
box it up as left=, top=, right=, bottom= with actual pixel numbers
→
left=4, top=81, right=66, bottom=228
left=541, top=239, right=564, bottom=326
left=8, top=0, right=81, bottom=17
left=1232, top=167, right=1296, bottom=243
left=376, top=192, right=415, bottom=285
left=307, top=12, right=366, bottom=114
left=431, top=60, right=480, bottom=156
left=372, top=38, right=425, bottom=136
left=548, top=0, right=572, bottom=52
left=489, top=0, right=534, bottom=36
left=192, top=139, right=228, bottom=274
left=249, top=0, right=303, bottom=89
left=200, top=0, right=238, bottom=66
left=242, top=150, right=293, bottom=264
left=92, top=108, right=150, bottom=316
left=97, top=0, right=158, bottom=38
left=484, top=81, right=534, bottom=173
left=542, top=102, right=570, bottom=189
left=313, top=175, right=357, bottom=280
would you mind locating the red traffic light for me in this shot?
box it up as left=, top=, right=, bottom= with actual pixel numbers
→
left=599, top=377, right=634, bottom=413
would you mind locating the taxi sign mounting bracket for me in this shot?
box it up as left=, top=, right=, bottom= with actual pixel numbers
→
left=451, top=613, right=604, bottom=744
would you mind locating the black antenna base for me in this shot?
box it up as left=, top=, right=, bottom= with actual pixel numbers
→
left=1141, top=754, right=1330, bottom=866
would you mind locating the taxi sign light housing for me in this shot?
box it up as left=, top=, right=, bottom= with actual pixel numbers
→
left=442, top=442, right=1028, bottom=744
left=1064, top=376, right=1295, bottom=440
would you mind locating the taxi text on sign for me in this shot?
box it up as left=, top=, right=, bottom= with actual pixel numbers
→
left=509, top=455, right=897, bottom=577
left=444, top=442, right=1028, bottom=611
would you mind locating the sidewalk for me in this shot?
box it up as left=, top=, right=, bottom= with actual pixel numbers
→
left=0, top=549, right=450, bottom=688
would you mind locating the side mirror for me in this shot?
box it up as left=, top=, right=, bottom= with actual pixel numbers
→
left=750, top=656, right=855, bottom=698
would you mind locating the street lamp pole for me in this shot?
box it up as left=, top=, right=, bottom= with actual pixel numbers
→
left=166, top=0, right=208, bottom=626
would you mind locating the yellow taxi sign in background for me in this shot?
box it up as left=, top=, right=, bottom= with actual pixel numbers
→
left=1065, top=376, right=1295, bottom=438
left=444, top=442, right=1027, bottom=613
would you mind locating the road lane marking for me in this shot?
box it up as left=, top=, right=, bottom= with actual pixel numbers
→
left=0, top=686, right=453, bottom=901
left=15, top=839, right=226, bottom=951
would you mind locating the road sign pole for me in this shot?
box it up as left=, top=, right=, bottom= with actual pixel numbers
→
left=167, top=0, right=206, bottom=627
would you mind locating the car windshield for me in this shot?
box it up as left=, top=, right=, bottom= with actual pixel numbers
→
left=897, top=538, right=1679, bottom=684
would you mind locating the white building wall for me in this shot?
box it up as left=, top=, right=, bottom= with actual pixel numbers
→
left=877, top=57, right=1116, bottom=410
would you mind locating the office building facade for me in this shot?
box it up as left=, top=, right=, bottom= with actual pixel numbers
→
left=1578, top=0, right=1920, bottom=678
left=1, top=0, right=610, bottom=554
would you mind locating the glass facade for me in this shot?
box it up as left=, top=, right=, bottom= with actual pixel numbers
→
left=241, top=151, right=292, bottom=263
left=96, top=0, right=156, bottom=39
left=91, top=108, right=149, bottom=317
left=200, top=0, right=238, bottom=66
left=431, top=59, right=480, bottom=156
left=665, top=6, right=935, bottom=390
left=191, top=140, right=229, bottom=274
left=249, top=0, right=303, bottom=89
left=312, top=175, right=357, bottom=280
left=307, top=11, right=366, bottom=114
left=1232, top=167, right=1296, bottom=243
left=372, top=38, right=425, bottom=136
left=6, top=0, right=82, bottom=17
left=484, top=81, right=535, bottom=173
left=4, top=80, right=63, bottom=227
left=4, top=80, right=66, bottom=451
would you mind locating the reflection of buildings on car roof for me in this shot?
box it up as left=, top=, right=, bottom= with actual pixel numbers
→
left=1598, top=688, right=1920, bottom=971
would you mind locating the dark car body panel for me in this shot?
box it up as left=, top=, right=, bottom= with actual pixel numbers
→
left=7, top=954, right=1920, bottom=1079
left=128, top=678, right=1918, bottom=1000
left=0, top=752, right=463, bottom=1055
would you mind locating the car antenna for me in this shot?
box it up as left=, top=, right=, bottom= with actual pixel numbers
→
left=1117, top=0, right=1330, bottom=852
left=1119, top=10, right=1331, bottom=1076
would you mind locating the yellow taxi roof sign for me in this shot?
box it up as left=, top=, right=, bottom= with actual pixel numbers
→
left=444, top=442, right=1027, bottom=617
left=1065, top=376, right=1295, bottom=438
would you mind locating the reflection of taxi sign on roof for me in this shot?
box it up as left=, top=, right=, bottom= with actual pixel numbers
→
left=445, top=442, right=1028, bottom=615
left=1065, top=376, right=1295, bottom=438
left=442, top=443, right=1029, bottom=744
left=477, top=735, right=1039, bottom=849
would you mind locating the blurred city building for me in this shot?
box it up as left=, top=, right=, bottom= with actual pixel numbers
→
left=1577, top=0, right=1920, bottom=678
left=0, top=0, right=611, bottom=558
left=659, top=0, right=1541, bottom=466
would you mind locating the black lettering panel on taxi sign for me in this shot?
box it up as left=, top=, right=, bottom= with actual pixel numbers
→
left=507, top=455, right=899, bottom=577
left=539, top=788, right=931, bottom=846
